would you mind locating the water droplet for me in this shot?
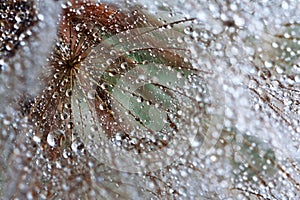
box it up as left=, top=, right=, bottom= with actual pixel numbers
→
left=66, top=89, right=72, bottom=97
left=177, top=110, right=183, bottom=115
left=106, top=58, right=114, bottom=65
left=54, top=73, right=60, bottom=79
left=136, top=97, right=142, bottom=103
left=184, top=26, right=193, bottom=35
left=67, top=122, right=74, bottom=129
left=120, top=62, right=128, bottom=69
left=264, top=61, right=273, bottom=68
left=233, top=14, right=245, bottom=27
left=177, top=72, right=183, bottom=79
left=0, top=59, right=7, bottom=71
left=75, top=24, right=81, bottom=31
left=71, top=138, right=84, bottom=153
left=272, top=42, right=279, bottom=48
left=52, top=92, right=59, bottom=99
left=282, top=1, right=289, bottom=9
left=47, top=132, right=56, bottom=147
left=210, top=155, right=217, bottom=162
left=87, top=90, right=96, bottom=99
left=15, top=12, right=24, bottom=23
left=3, top=117, right=11, bottom=125
left=6, top=43, right=13, bottom=51
left=37, top=14, right=44, bottom=21
left=63, top=149, right=71, bottom=158
left=99, top=104, right=105, bottom=110
left=91, top=125, right=98, bottom=132
left=33, top=135, right=41, bottom=143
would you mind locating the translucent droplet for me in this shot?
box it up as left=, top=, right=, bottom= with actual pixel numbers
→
left=3, top=117, right=11, bottom=125
left=91, top=125, right=98, bottom=132
left=184, top=26, right=193, bottom=35
left=71, top=138, right=84, bottom=153
left=177, top=72, right=183, bottom=79
left=177, top=110, right=183, bottom=115
left=47, top=132, right=56, bottom=147
left=6, top=43, right=13, bottom=51
left=15, top=12, right=24, bottom=23
left=87, top=90, right=96, bottom=99
left=264, top=61, right=273, bottom=68
left=120, top=62, right=127, bottom=69
left=33, top=135, right=41, bottom=143
left=136, top=97, right=142, bottom=103
left=66, top=89, right=72, bottom=97
left=64, top=103, right=71, bottom=109
left=63, top=149, right=71, bottom=158
left=75, top=24, right=81, bottom=31
left=52, top=92, right=59, bottom=99
left=272, top=42, right=279, bottom=48
left=37, top=14, right=44, bottom=21
left=99, top=104, right=105, bottom=110
left=233, top=14, right=245, bottom=27
left=0, top=59, right=7, bottom=71
left=54, top=73, right=60, bottom=79
left=106, top=58, right=114, bottom=65
left=67, top=122, right=74, bottom=129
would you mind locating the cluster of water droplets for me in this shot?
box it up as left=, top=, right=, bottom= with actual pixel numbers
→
left=1, top=0, right=300, bottom=199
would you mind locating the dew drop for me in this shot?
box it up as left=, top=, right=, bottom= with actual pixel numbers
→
left=91, top=125, right=99, bottom=132
left=15, top=12, right=24, bottom=23
left=33, top=135, right=41, bottom=143
left=71, top=138, right=84, bottom=153
left=184, top=26, right=193, bottom=35
left=264, top=61, right=273, bottom=68
left=136, top=97, right=142, bottom=103
left=87, top=90, right=96, bottom=99
left=6, top=43, right=13, bottom=51
left=272, top=42, right=279, bottom=48
left=63, top=149, right=71, bottom=158
left=47, top=132, right=56, bottom=147
left=52, top=92, right=59, bottom=99
left=120, top=62, right=128, bottom=69
left=66, top=89, right=72, bottom=97
left=177, top=72, right=183, bottom=79
left=67, top=122, right=74, bottom=129
left=99, top=104, right=105, bottom=110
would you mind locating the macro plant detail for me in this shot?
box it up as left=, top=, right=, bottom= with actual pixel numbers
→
left=27, top=0, right=213, bottom=171
left=1, top=0, right=300, bottom=199
left=1, top=0, right=217, bottom=198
